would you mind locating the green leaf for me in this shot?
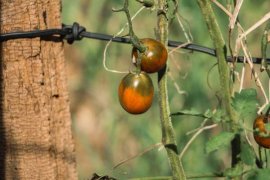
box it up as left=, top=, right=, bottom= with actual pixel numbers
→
left=240, top=141, right=255, bottom=166
left=203, top=108, right=228, bottom=122
left=224, top=163, right=243, bottom=177
left=212, top=109, right=227, bottom=123
left=247, top=169, right=270, bottom=180
left=204, top=109, right=213, bottom=118
left=171, top=109, right=205, bottom=118
left=232, top=89, right=258, bottom=121
left=205, top=132, right=235, bottom=153
left=257, top=169, right=270, bottom=180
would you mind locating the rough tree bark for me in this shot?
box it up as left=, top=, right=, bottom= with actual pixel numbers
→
left=0, top=0, right=77, bottom=179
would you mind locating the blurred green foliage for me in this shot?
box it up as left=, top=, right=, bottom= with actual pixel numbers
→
left=62, top=0, right=270, bottom=179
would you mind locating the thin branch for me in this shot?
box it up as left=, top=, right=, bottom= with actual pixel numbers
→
left=238, top=12, right=270, bottom=41
left=179, top=124, right=218, bottom=159
left=113, top=143, right=163, bottom=169
left=229, top=0, right=243, bottom=30
left=186, top=118, right=209, bottom=135
left=112, top=0, right=146, bottom=53
left=211, top=0, right=233, bottom=18
left=176, top=13, right=193, bottom=43
left=169, top=42, right=191, bottom=54
left=167, top=71, right=187, bottom=95
left=239, top=56, right=246, bottom=92
left=103, top=6, right=145, bottom=74
left=210, top=0, right=245, bottom=32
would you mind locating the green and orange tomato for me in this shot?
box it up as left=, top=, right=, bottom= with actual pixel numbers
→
left=253, top=115, right=270, bottom=149
left=132, top=38, right=168, bottom=73
left=118, top=72, right=154, bottom=114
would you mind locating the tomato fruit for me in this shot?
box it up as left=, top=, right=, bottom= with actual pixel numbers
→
left=118, top=72, right=154, bottom=114
left=132, top=38, right=168, bottom=73
left=253, top=115, right=270, bottom=148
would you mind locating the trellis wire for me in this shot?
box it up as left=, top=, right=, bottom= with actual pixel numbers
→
left=0, top=22, right=269, bottom=64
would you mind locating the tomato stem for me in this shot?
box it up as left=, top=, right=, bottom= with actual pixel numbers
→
left=197, top=0, right=241, bottom=177
left=113, top=0, right=146, bottom=53
left=135, top=51, right=142, bottom=74
left=157, top=0, right=186, bottom=180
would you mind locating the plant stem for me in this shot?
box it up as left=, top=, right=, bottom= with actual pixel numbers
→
left=261, top=20, right=270, bottom=77
left=157, top=0, right=186, bottom=180
left=113, top=0, right=146, bottom=53
left=196, top=0, right=240, bottom=174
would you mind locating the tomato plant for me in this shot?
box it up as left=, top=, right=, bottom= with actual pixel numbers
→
left=118, top=72, right=154, bottom=114
left=253, top=115, right=270, bottom=149
left=64, top=0, right=270, bottom=179
left=132, top=38, right=168, bottom=73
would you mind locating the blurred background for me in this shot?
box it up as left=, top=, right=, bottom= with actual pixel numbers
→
left=62, top=0, right=270, bottom=179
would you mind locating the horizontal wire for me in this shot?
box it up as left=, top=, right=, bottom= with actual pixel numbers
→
left=0, top=24, right=269, bottom=64
left=81, top=32, right=270, bottom=64
left=0, top=29, right=67, bottom=40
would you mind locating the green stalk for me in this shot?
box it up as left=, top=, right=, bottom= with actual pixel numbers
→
left=157, top=1, right=186, bottom=180
left=196, top=0, right=240, bottom=174
left=261, top=21, right=270, bottom=77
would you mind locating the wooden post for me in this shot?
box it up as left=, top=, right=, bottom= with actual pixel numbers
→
left=0, top=0, right=77, bottom=179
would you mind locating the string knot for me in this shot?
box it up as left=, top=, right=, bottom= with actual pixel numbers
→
left=63, top=22, right=86, bottom=44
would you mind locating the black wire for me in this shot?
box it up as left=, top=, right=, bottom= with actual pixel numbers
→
left=79, top=32, right=270, bottom=64
left=81, top=31, right=131, bottom=44
left=0, top=29, right=67, bottom=40
left=0, top=22, right=269, bottom=64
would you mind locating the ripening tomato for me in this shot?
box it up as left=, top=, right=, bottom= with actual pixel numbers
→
left=253, top=115, right=270, bottom=149
left=118, top=72, right=154, bottom=114
left=132, top=38, right=168, bottom=73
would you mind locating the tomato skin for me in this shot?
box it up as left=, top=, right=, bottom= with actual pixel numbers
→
left=253, top=115, right=270, bottom=149
left=118, top=72, right=154, bottom=114
left=132, top=38, right=168, bottom=73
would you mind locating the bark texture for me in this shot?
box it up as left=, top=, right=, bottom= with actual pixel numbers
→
left=0, top=0, right=77, bottom=179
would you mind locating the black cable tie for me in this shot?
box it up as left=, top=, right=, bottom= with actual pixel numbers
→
left=63, top=22, right=86, bottom=44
